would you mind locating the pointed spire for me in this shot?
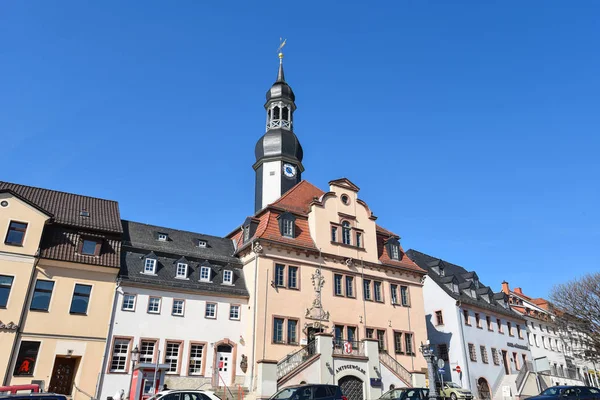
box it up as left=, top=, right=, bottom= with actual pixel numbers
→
left=277, top=52, right=285, bottom=82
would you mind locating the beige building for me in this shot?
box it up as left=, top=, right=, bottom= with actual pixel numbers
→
left=0, top=182, right=121, bottom=400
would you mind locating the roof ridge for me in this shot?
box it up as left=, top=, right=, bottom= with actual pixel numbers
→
left=269, top=180, right=323, bottom=206
left=123, top=220, right=232, bottom=242
left=0, top=181, right=119, bottom=204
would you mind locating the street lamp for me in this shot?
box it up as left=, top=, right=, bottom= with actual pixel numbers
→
left=420, top=341, right=438, bottom=400
left=127, top=345, right=140, bottom=400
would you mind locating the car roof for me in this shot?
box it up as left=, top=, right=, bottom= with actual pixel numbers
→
left=284, top=384, right=339, bottom=388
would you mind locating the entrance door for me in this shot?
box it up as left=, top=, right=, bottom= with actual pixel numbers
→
left=501, top=350, right=510, bottom=375
left=48, top=357, right=77, bottom=395
left=338, top=376, right=364, bottom=400
left=477, top=378, right=491, bottom=400
left=307, top=327, right=322, bottom=356
left=216, top=345, right=232, bottom=386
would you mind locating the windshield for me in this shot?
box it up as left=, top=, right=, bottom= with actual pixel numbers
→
left=270, top=388, right=298, bottom=400
left=380, top=389, right=409, bottom=400
left=540, top=388, right=563, bottom=396
left=446, top=383, right=461, bottom=389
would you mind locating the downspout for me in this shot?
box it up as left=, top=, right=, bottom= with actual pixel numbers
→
left=456, top=301, right=472, bottom=391
left=248, top=240, right=261, bottom=391
left=95, top=278, right=122, bottom=400
left=3, top=250, right=41, bottom=386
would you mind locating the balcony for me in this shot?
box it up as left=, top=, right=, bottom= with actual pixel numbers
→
left=332, top=340, right=366, bottom=357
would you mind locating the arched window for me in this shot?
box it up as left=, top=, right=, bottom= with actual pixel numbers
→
left=342, top=221, right=351, bottom=245
left=282, top=107, right=289, bottom=120
left=273, top=106, right=280, bottom=119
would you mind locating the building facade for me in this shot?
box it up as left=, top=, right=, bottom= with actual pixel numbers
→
left=0, top=182, right=122, bottom=400
left=408, top=250, right=532, bottom=400
left=98, top=221, right=249, bottom=399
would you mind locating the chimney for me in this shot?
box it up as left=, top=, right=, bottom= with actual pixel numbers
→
left=501, top=281, right=510, bottom=294
left=514, top=287, right=523, bottom=295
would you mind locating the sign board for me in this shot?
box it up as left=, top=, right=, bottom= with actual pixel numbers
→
left=370, top=378, right=382, bottom=388
left=438, top=368, right=445, bottom=373
left=534, top=356, right=550, bottom=373
left=343, top=341, right=353, bottom=354
left=502, top=386, right=511, bottom=397
left=455, top=365, right=461, bottom=374
left=438, top=359, right=445, bottom=369
left=300, top=338, right=308, bottom=345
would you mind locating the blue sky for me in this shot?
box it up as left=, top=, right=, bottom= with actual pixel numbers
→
left=2, top=1, right=599, bottom=298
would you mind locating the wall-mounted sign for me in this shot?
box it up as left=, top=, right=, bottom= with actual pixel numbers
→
left=0, top=321, right=19, bottom=330
left=336, top=364, right=366, bottom=375
left=370, top=378, right=382, bottom=387
left=507, top=342, right=529, bottom=351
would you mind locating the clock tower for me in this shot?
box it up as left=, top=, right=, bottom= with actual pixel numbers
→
left=253, top=51, right=304, bottom=212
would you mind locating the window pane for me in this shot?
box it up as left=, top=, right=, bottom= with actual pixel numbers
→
left=5, top=222, right=27, bottom=245
left=345, top=276, right=354, bottom=297
left=0, top=275, right=14, bottom=308
left=273, top=318, right=284, bottom=343
left=334, top=275, right=343, bottom=296
left=363, top=279, right=371, bottom=300
left=189, top=344, right=204, bottom=375
left=70, top=284, right=92, bottom=314
left=275, top=264, right=285, bottom=287
left=13, top=341, right=40, bottom=376
left=111, top=338, right=130, bottom=372
left=165, top=342, right=180, bottom=373
left=288, top=266, right=298, bottom=289
left=30, top=280, right=54, bottom=311
left=288, top=320, right=298, bottom=344
left=140, top=340, right=155, bottom=364
left=81, top=240, right=98, bottom=255
left=401, top=286, right=409, bottom=306
left=374, top=281, right=382, bottom=302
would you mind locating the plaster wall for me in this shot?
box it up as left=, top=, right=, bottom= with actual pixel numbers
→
left=261, top=161, right=283, bottom=210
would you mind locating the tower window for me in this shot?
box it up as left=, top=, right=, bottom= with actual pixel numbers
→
left=342, top=221, right=351, bottom=245
left=277, top=212, right=296, bottom=238
left=282, top=107, right=289, bottom=120
left=273, top=106, right=280, bottom=119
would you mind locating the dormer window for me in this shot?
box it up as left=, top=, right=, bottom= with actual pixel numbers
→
left=223, top=270, right=233, bottom=285
left=471, top=289, right=477, bottom=298
left=243, top=225, right=250, bottom=242
left=390, top=244, right=400, bottom=260
left=81, top=238, right=101, bottom=256
left=80, top=210, right=90, bottom=217
left=385, top=237, right=401, bottom=261
left=176, top=263, right=188, bottom=279
left=342, top=221, right=351, bottom=245
left=278, top=212, right=296, bottom=238
left=439, top=266, right=445, bottom=277
left=474, top=279, right=480, bottom=289
left=200, top=266, right=211, bottom=282
left=198, top=240, right=207, bottom=248
left=158, top=233, right=168, bottom=241
left=144, top=258, right=157, bottom=275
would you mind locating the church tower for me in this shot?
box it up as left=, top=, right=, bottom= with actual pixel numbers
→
left=253, top=50, right=304, bottom=212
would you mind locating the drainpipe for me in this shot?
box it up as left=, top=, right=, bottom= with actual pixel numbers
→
left=456, top=301, right=472, bottom=391
left=95, top=278, right=122, bottom=400
left=248, top=241, right=262, bottom=391
left=3, top=250, right=41, bottom=386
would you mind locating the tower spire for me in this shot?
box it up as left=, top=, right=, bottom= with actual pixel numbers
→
left=276, top=38, right=287, bottom=82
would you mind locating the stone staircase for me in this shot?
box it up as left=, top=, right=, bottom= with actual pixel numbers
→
left=379, top=351, right=412, bottom=386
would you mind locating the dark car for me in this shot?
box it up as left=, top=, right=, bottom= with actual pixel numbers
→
left=528, top=386, right=600, bottom=400
left=378, top=388, right=430, bottom=400
left=270, top=384, right=346, bottom=400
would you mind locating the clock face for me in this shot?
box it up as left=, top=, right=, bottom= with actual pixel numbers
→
left=283, top=163, right=297, bottom=178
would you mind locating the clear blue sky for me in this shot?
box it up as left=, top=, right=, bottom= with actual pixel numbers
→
left=2, top=1, right=599, bottom=299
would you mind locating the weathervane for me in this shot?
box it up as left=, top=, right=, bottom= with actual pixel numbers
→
left=277, top=37, right=287, bottom=61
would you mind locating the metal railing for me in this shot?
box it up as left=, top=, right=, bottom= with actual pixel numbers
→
left=378, top=351, right=412, bottom=385
left=516, top=361, right=533, bottom=391
left=332, top=341, right=365, bottom=357
left=276, top=340, right=316, bottom=379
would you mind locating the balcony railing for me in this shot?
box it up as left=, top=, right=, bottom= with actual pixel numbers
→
left=333, top=340, right=365, bottom=357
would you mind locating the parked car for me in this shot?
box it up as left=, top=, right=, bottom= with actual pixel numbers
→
left=147, top=390, right=222, bottom=400
left=438, top=382, right=473, bottom=400
left=270, top=384, right=346, bottom=400
left=528, top=386, right=600, bottom=400
left=378, top=388, right=430, bottom=400
left=0, top=395, right=67, bottom=400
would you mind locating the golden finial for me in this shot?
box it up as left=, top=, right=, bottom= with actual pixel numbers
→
left=277, top=37, right=287, bottom=61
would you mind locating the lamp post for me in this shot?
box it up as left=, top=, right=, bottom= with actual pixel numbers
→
left=420, top=341, right=438, bottom=400
left=127, top=345, right=140, bottom=400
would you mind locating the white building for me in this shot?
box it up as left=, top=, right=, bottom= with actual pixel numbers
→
left=408, top=250, right=533, bottom=400
left=98, top=221, right=249, bottom=400
left=502, top=281, right=598, bottom=388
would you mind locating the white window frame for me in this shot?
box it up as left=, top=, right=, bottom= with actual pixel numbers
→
left=205, top=302, right=217, bottom=319
left=140, top=340, right=156, bottom=364
left=390, top=244, right=400, bottom=260
left=391, top=284, right=398, bottom=304
left=282, top=218, right=294, bottom=237
left=172, top=299, right=185, bottom=316
left=144, top=258, right=157, bottom=274
left=110, top=338, right=130, bottom=372
left=200, top=266, right=211, bottom=282
left=188, top=344, right=204, bottom=375
left=223, top=270, right=233, bottom=285
left=148, top=297, right=161, bottom=314
left=198, top=240, right=207, bottom=248
left=229, top=304, right=240, bottom=320
left=122, top=294, right=136, bottom=311
left=158, top=233, right=168, bottom=241
left=176, top=263, right=188, bottom=279
left=165, top=342, right=180, bottom=374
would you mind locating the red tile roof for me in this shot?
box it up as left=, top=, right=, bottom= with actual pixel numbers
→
left=270, top=180, right=324, bottom=215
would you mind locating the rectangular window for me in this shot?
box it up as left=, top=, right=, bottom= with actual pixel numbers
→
left=480, top=346, right=489, bottom=364
left=273, top=318, right=284, bottom=343
left=497, top=318, right=503, bottom=333
left=363, top=279, right=372, bottom=300
left=288, top=319, right=298, bottom=344
left=486, top=316, right=493, bottom=331
left=282, top=219, right=294, bottom=237
left=475, top=313, right=481, bottom=328
left=165, top=342, right=181, bottom=373
left=81, top=239, right=101, bottom=255
left=13, top=341, right=40, bottom=376
left=122, top=294, right=136, bottom=311
left=334, top=274, right=343, bottom=296
left=331, top=226, right=338, bottom=242
left=176, top=263, right=187, bottom=278
left=275, top=264, right=285, bottom=287
left=435, top=310, right=444, bottom=326
left=148, top=297, right=161, bottom=314
left=334, top=325, right=344, bottom=346
left=345, top=276, right=354, bottom=297
left=469, top=343, right=477, bottom=362
left=534, top=334, right=538, bottom=347
left=200, top=266, right=211, bottom=282
left=229, top=304, right=240, bottom=320
left=491, top=348, right=500, bottom=365
left=517, top=324, right=523, bottom=339
left=223, top=270, right=233, bottom=285
left=376, top=329, right=386, bottom=351
left=356, top=232, right=362, bottom=248
left=391, top=284, right=398, bottom=305
left=30, top=279, right=54, bottom=311
left=205, top=303, right=217, bottom=319
left=390, top=244, right=400, bottom=260
left=0, top=275, right=14, bottom=308
left=394, top=332, right=403, bottom=354
left=438, top=344, right=449, bottom=361
left=110, top=338, right=130, bottom=372
left=347, top=326, right=357, bottom=344
left=198, top=240, right=207, bottom=248
left=70, top=283, right=92, bottom=314
left=366, top=328, right=374, bottom=339
left=5, top=221, right=27, bottom=246
left=172, top=299, right=185, bottom=316
left=140, top=340, right=156, bottom=364
left=404, top=332, right=414, bottom=355
left=144, top=258, right=157, bottom=274
left=189, top=344, right=204, bottom=375
left=508, top=321, right=513, bottom=336
left=400, top=286, right=409, bottom=306
left=463, top=310, right=470, bottom=326
left=374, top=281, right=383, bottom=302
left=158, top=233, right=168, bottom=241
left=288, top=266, right=298, bottom=289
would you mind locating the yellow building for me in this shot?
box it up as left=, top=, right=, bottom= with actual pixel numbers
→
left=0, top=183, right=122, bottom=400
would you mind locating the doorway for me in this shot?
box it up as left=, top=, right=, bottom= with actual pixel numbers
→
left=501, top=350, right=510, bottom=375
left=48, top=357, right=78, bottom=395
left=477, top=378, right=491, bottom=400
left=338, top=376, right=364, bottom=400
left=306, top=327, right=323, bottom=356
left=215, top=345, right=232, bottom=386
